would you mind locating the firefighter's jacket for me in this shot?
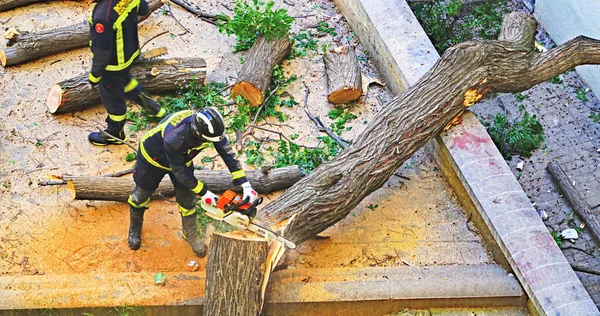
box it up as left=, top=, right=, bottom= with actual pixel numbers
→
left=88, top=0, right=149, bottom=82
left=139, top=110, right=248, bottom=196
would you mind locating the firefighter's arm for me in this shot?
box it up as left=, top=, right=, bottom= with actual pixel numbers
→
left=137, top=0, right=150, bottom=16
left=89, top=20, right=114, bottom=84
left=214, top=137, right=248, bottom=186
left=214, top=137, right=257, bottom=203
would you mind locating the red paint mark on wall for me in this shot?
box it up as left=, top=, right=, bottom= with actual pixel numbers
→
left=451, top=130, right=490, bottom=152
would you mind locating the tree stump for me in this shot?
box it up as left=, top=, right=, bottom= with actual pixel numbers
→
left=230, top=36, right=291, bottom=107
left=205, top=232, right=268, bottom=316
left=47, top=57, right=207, bottom=114
left=0, top=0, right=162, bottom=67
left=324, top=46, right=362, bottom=104
left=66, top=166, right=303, bottom=202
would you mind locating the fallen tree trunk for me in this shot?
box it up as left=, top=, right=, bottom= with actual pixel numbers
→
left=0, top=0, right=162, bottom=67
left=547, top=160, right=600, bottom=243
left=205, top=232, right=268, bottom=316
left=47, top=57, right=206, bottom=114
left=67, top=166, right=303, bottom=201
left=257, top=12, right=600, bottom=244
left=0, top=0, right=72, bottom=12
left=209, top=12, right=600, bottom=314
left=230, top=36, right=291, bottom=107
left=324, top=46, right=362, bottom=104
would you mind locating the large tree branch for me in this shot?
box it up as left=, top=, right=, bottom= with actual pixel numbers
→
left=256, top=11, right=600, bottom=245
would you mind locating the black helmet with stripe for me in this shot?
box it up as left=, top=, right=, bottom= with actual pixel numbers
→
left=191, top=107, right=225, bottom=142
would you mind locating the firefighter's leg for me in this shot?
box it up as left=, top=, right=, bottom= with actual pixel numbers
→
left=127, top=186, right=151, bottom=250
left=127, top=157, right=166, bottom=250
left=124, top=71, right=165, bottom=118
left=89, top=70, right=128, bottom=146
left=170, top=175, right=206, bottom=257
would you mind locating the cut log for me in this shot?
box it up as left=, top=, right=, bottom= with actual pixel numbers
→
left=324, top=46, right=362, bottom=104
left=547, top=160, right=600, bottom=244
left=0, top=0, right=74, bottom=12
left=254, top=12, right=600, bottom=246
left=205, top=232, right=268, bottom=316
left=47, top=57, right=207, bottom=114
left=1, top=0, right=162, bottom=67
left=67, top=166, right=303, bottom=202
left=230, top=36, right=291, bottom=107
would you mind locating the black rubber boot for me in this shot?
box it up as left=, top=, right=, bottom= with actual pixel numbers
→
left=88, top=118, right=127, bottom=146
left=181, top=214, right=207, bottom=258
left=128, top=207, right=145, bottom=250
left=135, top=92, right=165, bottom=118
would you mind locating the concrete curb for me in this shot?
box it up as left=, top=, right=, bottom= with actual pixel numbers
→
left=0, top=265, right=523, bottom=314
left=334, top=0, right=600, bottom=315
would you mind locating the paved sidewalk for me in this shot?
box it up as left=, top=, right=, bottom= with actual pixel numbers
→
left=473, top=70, right=600, bottom=305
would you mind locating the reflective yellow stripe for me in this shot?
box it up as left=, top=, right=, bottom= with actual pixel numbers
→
left=128, top=195, right=150, bottom=208
left=109, top=113, right=127, bottom=122
left=88, top=11, right=93, bottom=24
left=124, top=78, right=139, bottom=93
left=150, top=107, right=167, bottom=118
left=191, top=181, right=204, bottom=194
left=231, top=170, right=246, bottom=179
left=88, top=73, right=101, bottom=83
left=89, top=40, right=92, bottom=47
left=178, top=204, right=196, bottom=217
left=116, top=26, right=125, bottom=65
left=106, top=49, right=139, bottom=71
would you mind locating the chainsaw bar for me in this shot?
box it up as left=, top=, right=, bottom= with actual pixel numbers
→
left=201, top=200, right=296, bottom=249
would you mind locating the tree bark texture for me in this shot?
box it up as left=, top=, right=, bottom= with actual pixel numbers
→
left=547, top=160, right=600, bottom=243
left=0, top=0, right=162, bottom=67
left=0, top=0, right=73, bottom=12
left=254, top=12, right=600, bottom=245
left=47, top=57, right=206, bottom=114
left=230, top=36, right=291, bottom=107
left=205, top=233, right=268, bottom=316
left=67, top=166, right=303, bottom=202
left=324, top=46, right=362, bottom=104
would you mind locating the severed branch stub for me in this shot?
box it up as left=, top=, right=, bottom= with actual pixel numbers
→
left=324, top=46, right=362, bottom=104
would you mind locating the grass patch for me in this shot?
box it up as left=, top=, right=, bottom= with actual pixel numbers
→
left=482, top=110, right=545, bottom=159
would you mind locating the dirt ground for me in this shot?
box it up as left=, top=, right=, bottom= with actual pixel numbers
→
left=0, top=1, right=492, bottom=304
left=0, top=0, right=393, bottom=276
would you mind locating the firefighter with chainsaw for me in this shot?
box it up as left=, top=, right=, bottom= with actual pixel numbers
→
left=127, top=107, right=258, bottom=257
left=87, top=0, right=166, bottom=146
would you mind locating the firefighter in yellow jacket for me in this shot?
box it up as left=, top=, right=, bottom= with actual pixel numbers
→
left=87, top=0, right=166, bottom=145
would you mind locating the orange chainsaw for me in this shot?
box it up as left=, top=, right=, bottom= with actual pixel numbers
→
left=200, top=190, right=296, bottom=249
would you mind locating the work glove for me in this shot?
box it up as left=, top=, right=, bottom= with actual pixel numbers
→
left=241, top=182, right=258, bottom=204
left=88, top=72, right=101, bottom=86
left=200, top=190, right=219, bottom=207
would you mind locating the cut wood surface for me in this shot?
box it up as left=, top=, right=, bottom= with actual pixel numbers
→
left=324, top=46, right=362, bottom=104
left=205, top=232, right=268, bottom=316
left=254, top=12, right=600, bottom=246
left=0, top=0, right=162, bottom=67
left=47, top=57, right=207, bottom=114
left=230, top=36, right=291, bottom=107
left=547, top=160, right=600, bottom=243
left=67, top=166, right=303, bottom=202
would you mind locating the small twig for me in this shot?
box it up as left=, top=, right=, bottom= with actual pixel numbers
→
left=50, top=59, right=61, bottom=65
left=221, top=3, right=233, bottom=11
left=302, top=82, right=349, bottom=149
left=293, top=14, right=315, bottom=19
left=393, top=173, right=411, bottom=180
left=0, top=18, right=11, bottom=24
left=282, top=0, right=295, bottom=6
left=103, top=168, right=134, bottom=177
left=96, top=127, right=137, bottom=152
left=141, top=31, right=169, bottom=49
left=164, top=4, right=191, bottom=34
left=247, top=84, right=279, bottom=134
left=257, top=122, right=295, bottom=129
left=38, top=180, right=66, bottom=186
left=157, top=192, right=177, bottom=203
left=249, top=126, right=316, bottom=149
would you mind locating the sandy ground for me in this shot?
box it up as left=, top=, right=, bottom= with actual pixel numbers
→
left=0, top=0, right=491, bottom=292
